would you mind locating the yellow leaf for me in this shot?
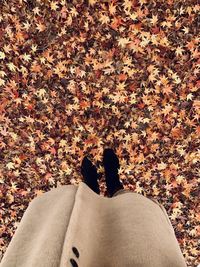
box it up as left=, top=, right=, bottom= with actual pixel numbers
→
left=99, top=13, right=110, bottom=24
left=130, top=12, right=138, bottom=21
left=23, top=21, right=31, bottom=30
left=7, top=62, right=17, bottom=72
left=190, top=247, right=198, bottom=256
left=88, top=0, right=97, bottom=6
left=175, top=46, right=184, bottom=56
left=50, top=1, right=59, bottom=10
left=63, top=166, right=72, bottom=175
left=37, top=88, right=46, bottom=97
left=3, top=44, right=12, bottom=53
left=36, top=157, right=43, bottom=166
left=6, top=162, right=15, bottom=170
left=0, top=51, right=5, bottom=60
left=59, top=139, right=67, bottom=147
left=182, top=26, right=189, bottom=34
left=33, top=7, right=40, bottom=15
left=123, top=0, right=132, bottom=11
left=176, top=175, right=185, bottom=184
left=157, top=162, right=167, bottom=170
left=150, top=14, right=158, bottom=25
left=10, top=132, right=18, bottom=141
left=152, top=185, right=159, bottom=195
left=31, top=44, right=38, bottom=53
left=118, top=37, right=131, bottom=48
left=22, top=53, right=32, bottom=62
left=186, top=93, right=193, bottom=101
left=7, top=193, right=14, bottom=203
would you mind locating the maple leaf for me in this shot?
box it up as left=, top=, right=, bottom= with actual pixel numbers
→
left=195, top=126, right=200, bottom=136
left=176, top=175, right=185, bottom=184
left=171, top=127, right=183, bottom=139
left=36, top=157, right=44, bottom=166
left=37, top=88, right=46, bottom=97
left=182, top=26, right=189, bottom=34
left=7, top=193, right=14, bottom=204
left=59, top=139, right=67, bottom=147
left=160, top=75, right=169, bottom=86
left=36, top=22, right=46, bottom=32
left=190, top=247, right=198, bottom=256
left=23, top=21, right=31, bottom=30
left=150, top=14, right=158, bottom=25
left=6, top=162, right=15, bottom=170
left=7, top=62, right=17, bottom=72
left=88, top=0, right=97, bottom=6
left=79, top=100, right=90, bottom=110
left=31, top=63, right=42, bottom=73
left=0, top=51, right=5, bottom=60
left=118, top=37, right=131, bottom=48
left=162, top=84, right=173, bottom=95
left=10, top=132, right=18, bottom=141
left=123, top=133, right=132, bottom=143
left=50, top=1, right=59, bottom=11
left=22, top=53, right=32, bottom=62
left=152, top=184, right=159, bottom=195
left=109, top=2, right=117, bottom=15
left=33, top=6, right=41, bottom=15
left=175, top=46, right=184, bottom=56
left=162, top=103, right=173, bottom=116
left=130, top=12, right=138, bottom=21
left=157, top=162, right=167, bottom=170
left=63, top=166, right=72, bottom=175
left=149, top=131, right=159, bottom=141
left=116, top=81, right=126, bottom=91
left=31, top=44, right=38, bottom=53
left=123, top=0, right=133, bottom=10
left=3, top=44, right=12, bottom=53
left=0, top=127, right=8, bottom=136
left=15, top=31, right=26, bottom=42
left=99, top=13, right=110, bottom=24
left=186, top=93, right=193, bottom=101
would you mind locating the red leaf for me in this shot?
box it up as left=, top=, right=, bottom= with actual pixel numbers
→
left=137, top=102, right=145, bottom=109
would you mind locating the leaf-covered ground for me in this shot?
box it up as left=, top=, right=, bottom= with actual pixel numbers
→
left=0, top=0, right=199, bottom=266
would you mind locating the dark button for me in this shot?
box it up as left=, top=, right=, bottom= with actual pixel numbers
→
left=70, top=258, right=78, bottom=267
left=72, top=246, right=80, bottom=258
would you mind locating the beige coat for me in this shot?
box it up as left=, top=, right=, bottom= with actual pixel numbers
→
left=0, top=181, right=187, bottom=267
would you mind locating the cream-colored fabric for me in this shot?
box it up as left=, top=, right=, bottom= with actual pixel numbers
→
left=0, top=181, right=187, bottom=267
left=113, top=188, right=131, bottom=197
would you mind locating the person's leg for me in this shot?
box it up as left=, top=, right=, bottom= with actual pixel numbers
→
left=81, top=156, right=100, bottom=195
left=105, top=173, right=124, bottom=197
left=103, top=148, right=125, bottom=198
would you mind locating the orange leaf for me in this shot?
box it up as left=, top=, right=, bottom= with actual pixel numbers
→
left=80, top=100, right=90, bottom=110
left=195, top=126, right=200, bottom=136
left=118, top=73, right=127, bottom=81
left=31, top=63, right=42, bottom=73
left=19, top=154, right=28, bottom=161
left=137, top=102, right=145, bottom=109
left=171, top=127, right=183, bottom=139
left=49, top=147, right=57, bottom=155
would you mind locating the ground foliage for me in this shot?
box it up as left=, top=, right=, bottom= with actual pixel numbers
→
left=0, top=0, right=199, bottom=266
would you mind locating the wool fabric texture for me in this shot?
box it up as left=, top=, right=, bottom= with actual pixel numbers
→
left=0, top=181, right=187, bottom=267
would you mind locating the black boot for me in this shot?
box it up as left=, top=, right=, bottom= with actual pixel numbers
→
left=81, top=156, right=100, bottom=195
left=103, top=148, right=124, bottom=197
